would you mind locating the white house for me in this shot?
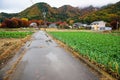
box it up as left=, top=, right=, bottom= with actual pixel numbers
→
left=91, top=21, right=106, bottom=30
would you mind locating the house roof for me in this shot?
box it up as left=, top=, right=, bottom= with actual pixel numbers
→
left=74, top=22, right=82, bottom=24
left=30, top=22, right=37, bottom=26
left=73, top=22, right=82, bottom=26
left=91, top=21, right=106, bottom=24
left=49, top=23, right=57, bottom=28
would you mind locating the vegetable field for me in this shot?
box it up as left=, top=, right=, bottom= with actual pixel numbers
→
left=49, top=31, right=120, bottom=76
left=0, top=31, right=32, bottom=38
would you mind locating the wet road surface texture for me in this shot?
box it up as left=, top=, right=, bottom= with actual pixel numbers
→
left=10, top=31, right=99, bottom=80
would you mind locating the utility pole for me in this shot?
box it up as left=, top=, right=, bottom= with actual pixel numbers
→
left=43, top=11, right=46, bottom=29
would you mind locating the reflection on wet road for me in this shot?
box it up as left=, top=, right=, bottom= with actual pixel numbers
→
left=11, top=31, right=99, bottom=80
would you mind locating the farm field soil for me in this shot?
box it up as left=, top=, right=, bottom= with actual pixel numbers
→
left=0, top=34, right=32, bottom=69
left=0, top=39, right=22, bottom=67
left=0, top=39, right=21, bottom=55
left=0, top=38, right=20, bottom=45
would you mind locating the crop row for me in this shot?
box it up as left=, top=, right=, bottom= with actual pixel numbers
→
left=0, top=31, right=33, bottom=38
left=49, top=32, right=120, bottom=76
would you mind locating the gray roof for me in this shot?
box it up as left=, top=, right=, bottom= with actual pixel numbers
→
left=91, top=21, right=105, bottom=24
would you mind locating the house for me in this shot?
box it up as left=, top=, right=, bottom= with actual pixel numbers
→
left=73, top=22, right=83, bottom=28
left=29, top=22, right=39, bottom=29
left=84, top=25, right=91, bottom=30
left=105, top=27, right=112, bottom=30
left=91, top=21, right=106, bottom=30
left=30, top=22, right=38, bottom=28
left=49, top=23, right=57, bottom=28
left=82, top=24, right=87, bottom=27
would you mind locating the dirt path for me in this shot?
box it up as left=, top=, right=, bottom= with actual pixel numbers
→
left=4, top=31, right=100, bottom=80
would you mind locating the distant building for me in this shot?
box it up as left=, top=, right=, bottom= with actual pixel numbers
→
left=91, top=21, right=112, bottom=31
left=91, top=21, right=106, bottom=30
left=49, top=23, right=57, bottom=28
left=73, top=22, right=83, bottom=28
left=82, top=24, right=87, bottom=27
left=30, top=22, right=38, bottom=28
left=84, top=25, right=91, bottom=30
left=105, top=27, right=112, bottom=31
left=68, top=26, right=72, bottom=29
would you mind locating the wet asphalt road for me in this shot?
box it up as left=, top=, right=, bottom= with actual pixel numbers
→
left=10, top=31, right=99, bottom=80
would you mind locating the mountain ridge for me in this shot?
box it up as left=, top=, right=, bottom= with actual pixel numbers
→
left=0, top=2, right=98, bottom=21
left=0, top=1, right=120, bottom=23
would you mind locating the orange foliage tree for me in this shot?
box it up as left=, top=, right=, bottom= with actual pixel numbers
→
left=1, top=18, right=29, bottom=28
left=1, top=22, right=6, bottom=28
left=21, top=20, right=29, bottom=27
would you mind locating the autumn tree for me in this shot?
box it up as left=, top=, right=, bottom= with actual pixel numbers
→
left=21, top=20, right=29, bottom=27
left=11, top=18, right=19, bottom=28
left=17, top=19, right=23, bottom=27
left=0, top=23, right=1, bottom=28
left=1, top=22, right=6, bottom=28
left=3, top=19, right=13, bottom=28
left=110, top=20, right=118, bottom=30
left=59, top=22, right=69, bottom=29
left=1, top=18, right=29, bottom=28
left=69, top=20, right=74, bottom=25
left=38, top=20, right=44, bottom=25
left=21, top=18, right=28, bottom=21
left=29, top=20, right=39, bottom=26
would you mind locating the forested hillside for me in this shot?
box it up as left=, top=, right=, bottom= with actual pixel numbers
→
left=0, top=1, right=120, bottom=26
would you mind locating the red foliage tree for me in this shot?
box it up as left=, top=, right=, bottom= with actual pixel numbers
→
left=2, top=18, right=29, bottom=28
left=110, top=20, right=118, bottom=30
left=59, top=22, right=69, bottom=29
left=46, top=22, right=52, bottom=26
left=17, top=19, right=23, bottom=27
left=38, top=20, right=44, bottom=25
left=11, top=19, right=19, bottom=28
left=4, top=19, right=14, bottom=28
left=29, top=20, right=40, bottom=27
left=1, top=22, right=7, bottom=28
left=21, top=20, right=29, bottom=27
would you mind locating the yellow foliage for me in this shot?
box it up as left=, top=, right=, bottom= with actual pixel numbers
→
left=21, top=18, right=28, bottom=21
left=69, top=20, right=74, bottom=25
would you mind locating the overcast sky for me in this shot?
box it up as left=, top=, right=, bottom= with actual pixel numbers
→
left=0, top=0, right=119, bottom=13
